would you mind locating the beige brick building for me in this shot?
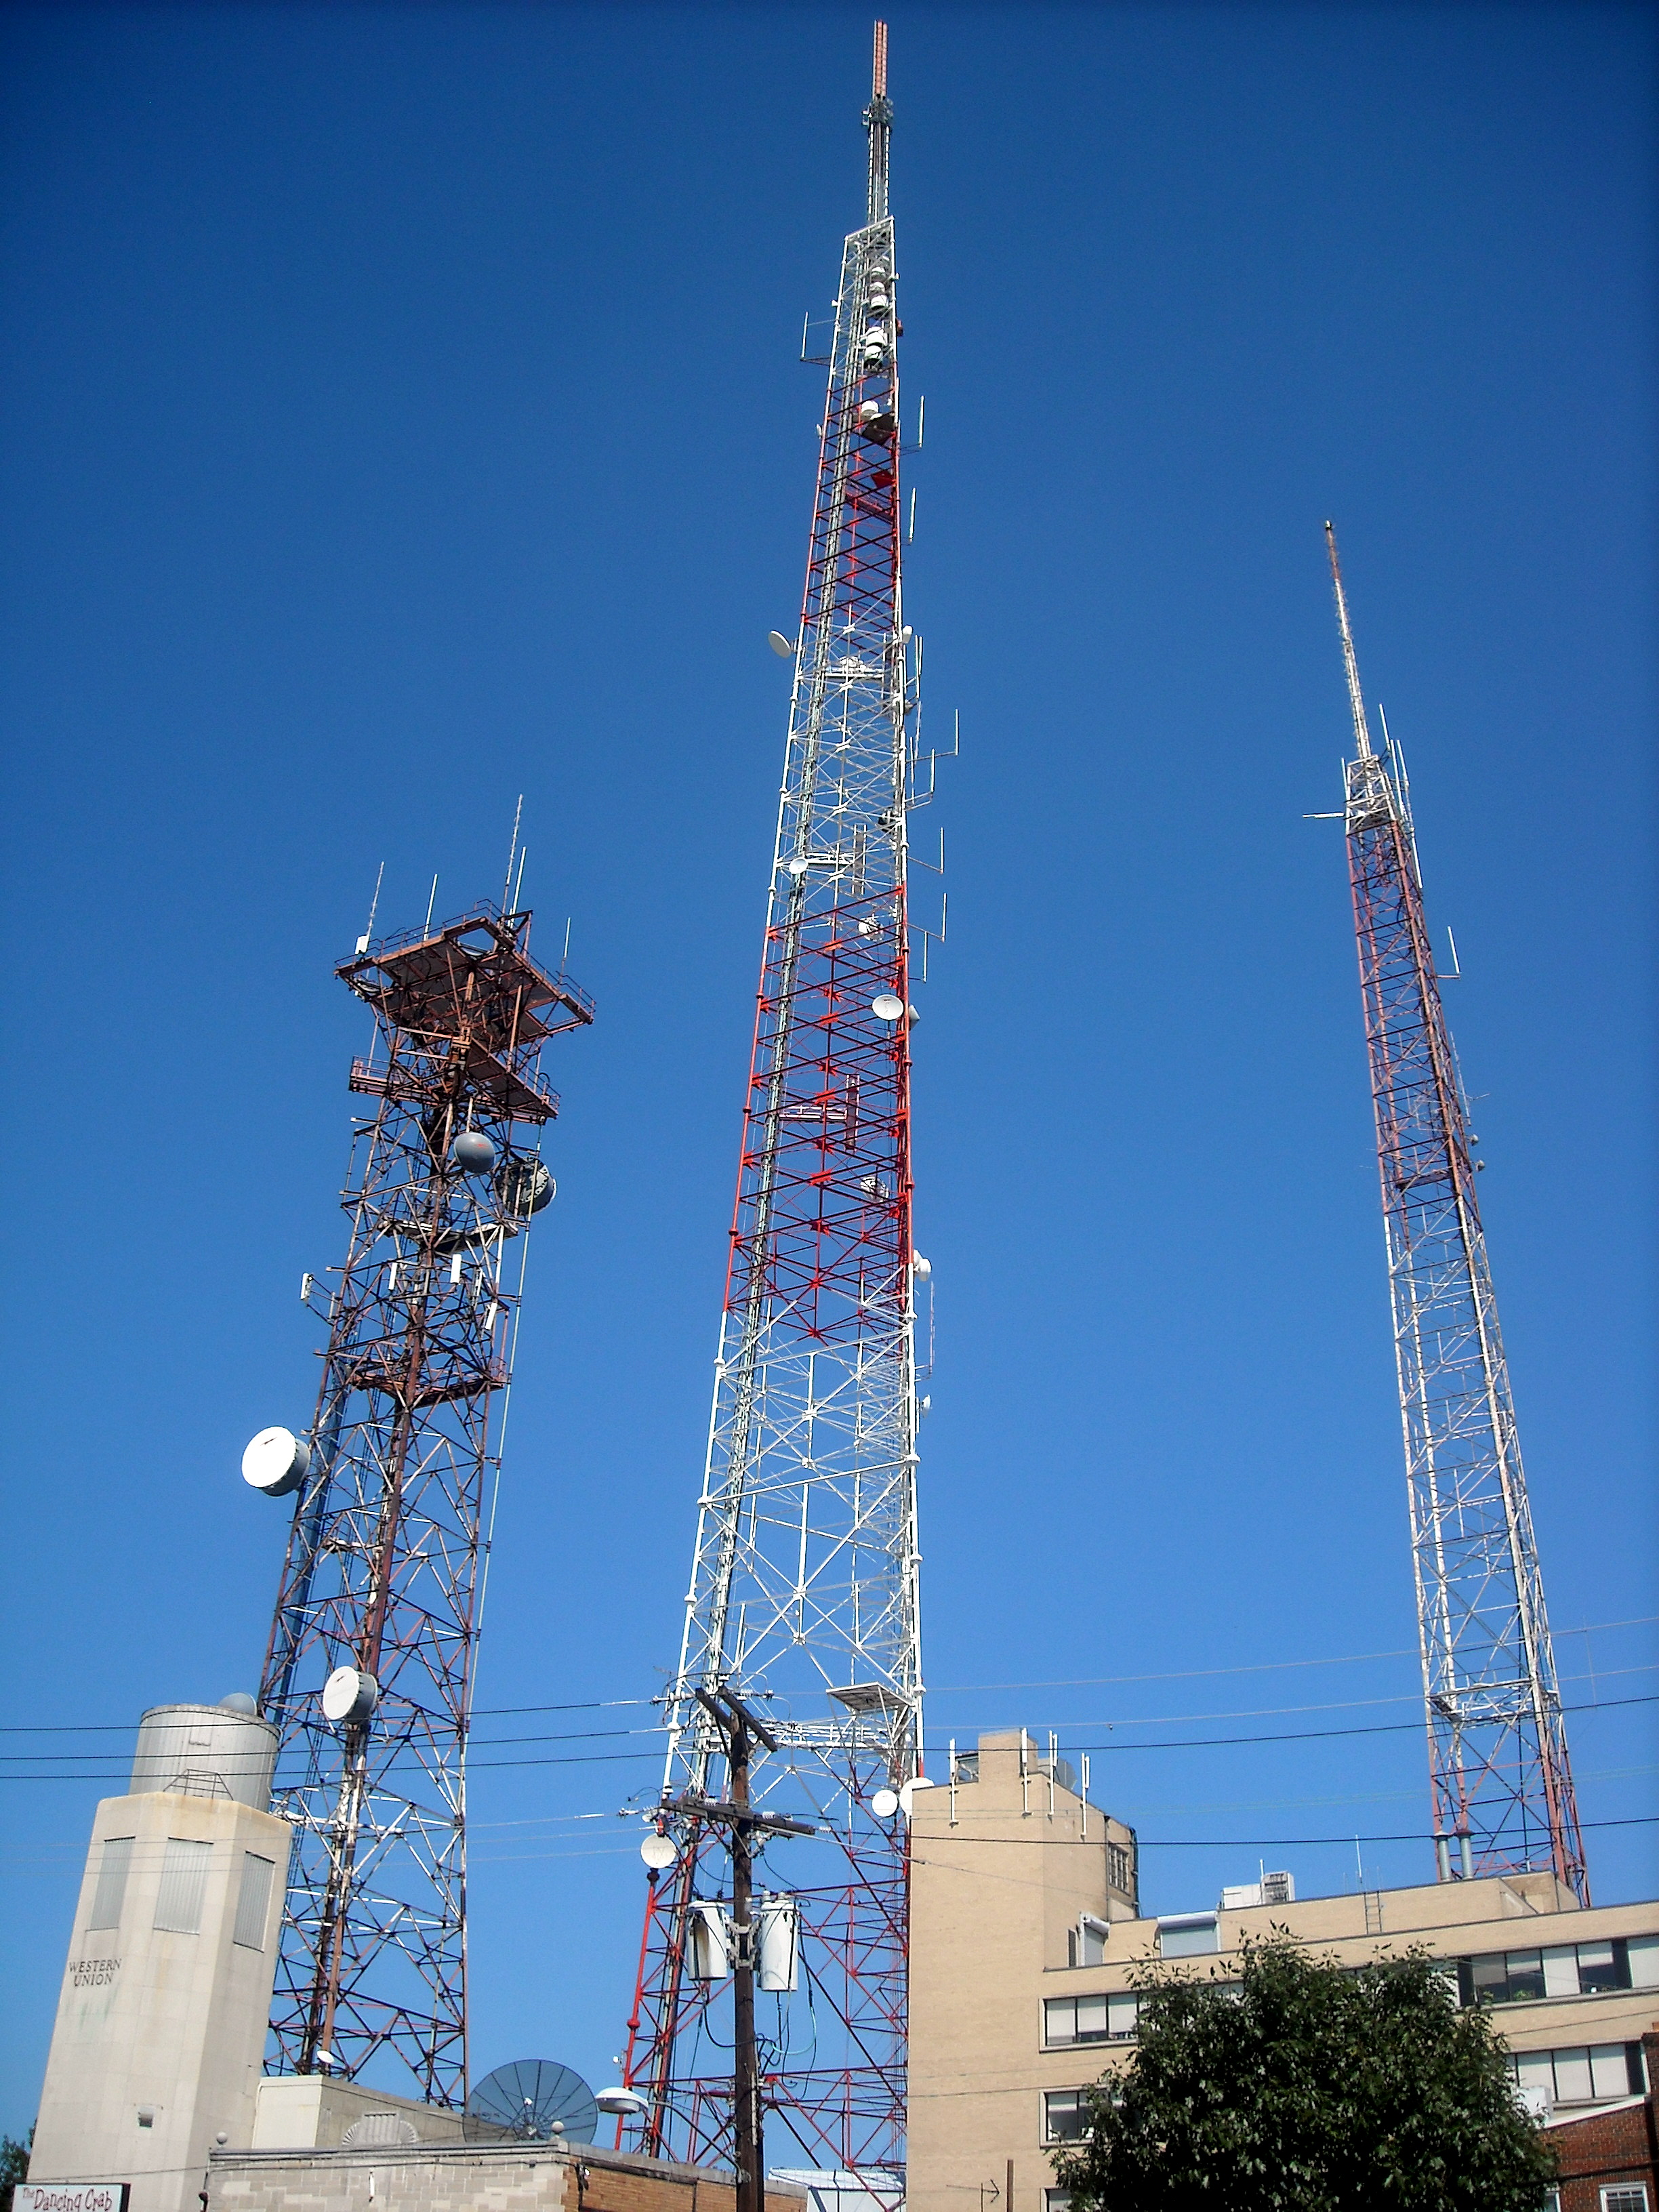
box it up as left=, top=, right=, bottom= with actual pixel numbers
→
left=907, top=1729, right=1659, bottom=2212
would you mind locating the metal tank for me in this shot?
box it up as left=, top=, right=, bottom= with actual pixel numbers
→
left=130, top=1696, right=278, bottom=1811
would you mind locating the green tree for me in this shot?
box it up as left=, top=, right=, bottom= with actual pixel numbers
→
left=1052, top=1936, right=1555, bottom=2211
left=0, top=2125, right=33, bottom=2212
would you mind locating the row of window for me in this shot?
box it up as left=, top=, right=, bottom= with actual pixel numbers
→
left=1038, top=2040, right=1649, bottom=2145
left=1464, top=1935, right=1659, bottom=2007
left=88, top=1837, right=274, bottom=1950
left=1508, top=2040, right=1648, bottom=2108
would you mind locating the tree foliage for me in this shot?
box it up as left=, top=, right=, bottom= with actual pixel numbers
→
left=0, top=2127, right=33, bottom=2212
left=1051, top=1935, right=1555, bottom=2212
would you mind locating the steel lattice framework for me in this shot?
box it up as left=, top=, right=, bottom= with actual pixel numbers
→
left=1326, top=525, right=1587, bottom=1902
left=259, top=902, right=594, bottom=2102
left=619, top=23, right=932, bottom=2190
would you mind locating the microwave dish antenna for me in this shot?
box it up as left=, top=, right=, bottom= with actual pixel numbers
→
left=467, top=2060, right=598, bottom=2146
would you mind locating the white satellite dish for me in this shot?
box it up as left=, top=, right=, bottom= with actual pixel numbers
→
left=871, top=993, right=905, bottom=1022
left=786, top=855, right=810, bottom=878
left=640, top=1832, right=677, bottom=1871
left=899, top=1776, right=938, bottom=1818
left=870, top=1787, right=901, bottom=1819
left=768, top=631, right=796, bottom=657
left=321, top=1666, right=379, bottom=1725
left=912, top=1254, right=932, bottom=1280
left=242, top=1427, right=310, bottom=1498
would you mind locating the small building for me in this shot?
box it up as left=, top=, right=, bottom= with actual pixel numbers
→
left=907, top=1728, right=1659, bottom=2212
left=26, top=1698, right=291, bottom=2212
left=205, top=2137, right=810, bottom=2212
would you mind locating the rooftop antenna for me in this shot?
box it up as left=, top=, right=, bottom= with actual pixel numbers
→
left=865, top=20, right=891, bottom=225
left=355, top=861, right=386, bottom=956
left=503, top=795, right=525, bottom=912
left=425, top=874, right=440, bottom=935
left=1325, top=520, right=1374, bottom=760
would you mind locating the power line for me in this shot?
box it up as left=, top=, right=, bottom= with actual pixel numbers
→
left=3, top=1693, right=1654, bottom=1782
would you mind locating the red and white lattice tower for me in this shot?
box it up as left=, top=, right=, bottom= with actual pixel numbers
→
left=258, top=899, right=594, bottom=2102
left=1326, top=523, right=1587, bottom=1901
left=619, top=22, right=935, bottom=2188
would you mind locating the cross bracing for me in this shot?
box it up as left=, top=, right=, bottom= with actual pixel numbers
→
left=621, top=31, right=928, bottom=2184
left=1327, top=525, right=1586, bottom=1902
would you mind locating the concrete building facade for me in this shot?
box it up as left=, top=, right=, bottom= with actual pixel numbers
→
left=27, top=1704, right=291, bottom=2212
left=204, top=2139, right=809, bottom=2212
left=907, top=1729, right=1659, bottom=2212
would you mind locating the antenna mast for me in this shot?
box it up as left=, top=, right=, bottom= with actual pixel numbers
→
left=1326, top=524, right=1586, bottom=1902
left=619, top=20, right=929, bottom=2188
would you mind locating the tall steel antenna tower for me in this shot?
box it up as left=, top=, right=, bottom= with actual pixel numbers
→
left=255, top=898, right=594, bottom=2101
left=1325, top=522, right=1587, bottom=1902
left=619, top=20, right=935, bottom=2186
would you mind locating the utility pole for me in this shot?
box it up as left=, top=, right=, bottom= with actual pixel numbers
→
left=679, top=1687, right=813, bottom=2212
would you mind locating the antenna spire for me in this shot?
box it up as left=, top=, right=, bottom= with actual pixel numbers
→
left=865, top=21, right=892, bottom=224
left=1325, top=520, right=1374, bottom=760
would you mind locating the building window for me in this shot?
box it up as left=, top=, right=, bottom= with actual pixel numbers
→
left=1107, top=1843, right=1134, bottom=1898
left=1045, top=2194, right=1072, bottom=2212
left=952, top=1751, right=979, bottom=1784
left=1042, top=2091, right=1091, bottom=2144
left=88, top=1837, right=134, bottom=1932
left=233, top=1853, right=275, bottom=1950
left=153, top=1838, right=212, bottom=1935
left=1158, top=1914, right=1218, bottom=1959
left=1600, top=2190, right=1648, bottom=2212
left=1509, top=2042, right=1646, bottom=2107
left=1463, top=1938, right=1645, bottom=2006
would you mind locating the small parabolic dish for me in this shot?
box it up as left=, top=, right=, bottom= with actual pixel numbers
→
left=640, top=1832, right=677, bottom=1871
left=899, top=1776, right=938, bottom=1818
left=451, top=1130, right=497, bottom=1175
left=786, top=855, right=810, bottom=878
left=243, top=1427, right=310, bottom=1498
left=870, top=1787, right=901, bottom=1819
left=321, top=1666, right=378, bottom=1725
left=871, top=994, right=905, bottom=1023
left=911, top=1254, right=932, bottom=1280
left=768, top=631, right=795, bottom=658
left=496, top=1156, right=555, bottom=1221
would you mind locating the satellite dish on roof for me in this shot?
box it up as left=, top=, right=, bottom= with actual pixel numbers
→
left=640, top=1832, right=677, bottom=1871
left=467, top=2061, right=598, bottom=2145
left=243, top=1427, right=310, bottom=1498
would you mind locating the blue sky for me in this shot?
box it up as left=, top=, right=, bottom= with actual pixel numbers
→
left=1, top=0, right=1654, bottom=2131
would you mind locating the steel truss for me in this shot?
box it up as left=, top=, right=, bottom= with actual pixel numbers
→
left=1326, top=525, right=1587, bottom=1902
left=260, top=903, right=594, bottom=2101
left=621, top=24, right=928, bottom=2187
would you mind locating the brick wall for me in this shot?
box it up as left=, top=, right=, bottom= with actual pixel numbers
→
left=1545, top=2025, right=1659, bottom=2212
